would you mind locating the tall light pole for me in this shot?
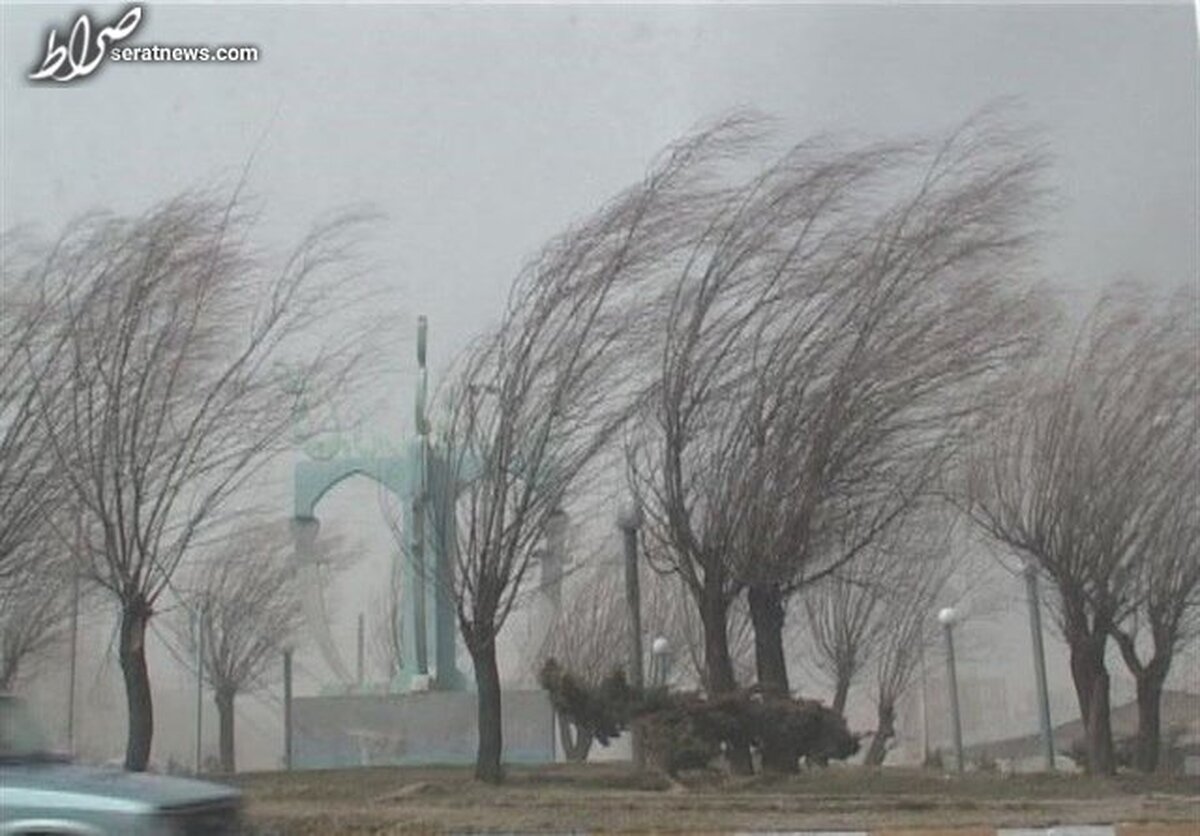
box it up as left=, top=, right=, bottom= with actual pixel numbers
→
left=938, top=607, right=965, bottom=774
left=194, top=602, right=206, bottom=774
left=283, top=647, right=294, bottom=771
left=1021, top=560, right=1056, bottom=771
left=617, top=501, right=644, bottom=768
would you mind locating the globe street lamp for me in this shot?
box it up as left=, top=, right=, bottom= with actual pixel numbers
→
left=650, top=636, right=671, bottom=688
left=1021, top=559, right=1056, bottom=771
left=938, top=606, right=965, bottom=774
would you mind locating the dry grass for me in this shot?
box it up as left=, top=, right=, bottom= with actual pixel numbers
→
left=229, top=763, right=1200, bottom=834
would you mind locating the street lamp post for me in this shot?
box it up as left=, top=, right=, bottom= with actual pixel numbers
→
left=938, top=607, right=965, bottom=774
left=194, top=604, right=205, bottom=774
left=617, top=501, right=644, bottom=768
left=283, top=647, right=294, bottom=771
left=1021, top=560, right=1056, bottom=771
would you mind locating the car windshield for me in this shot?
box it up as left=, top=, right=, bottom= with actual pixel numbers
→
left=0, top=695, right=55, bottom=761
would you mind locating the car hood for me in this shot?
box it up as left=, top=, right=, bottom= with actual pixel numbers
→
left=0, top=762, right=241, bottom=811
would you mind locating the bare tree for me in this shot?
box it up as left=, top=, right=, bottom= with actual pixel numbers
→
left=1103, top=287, right=1198, bottom=773
left=533, top=569, right=626, bottom=761
left=801, top=544, right=891, bottom=717
left=862, top=525, right=957, bottom=766
left=736, top=112, right=1047, bottom=710
left=630, top=109, right=1046, bottom=775
left=23, top=194, right=375, bottom=770
left=627, top=125, right=897, bottom=773
left=171, top=523, right=303, bottom=773
left=966, top=286, right=1192, bottom=775
left=0, top=536, right=72, bottom=690
left=436, top=121, right=748, bottom=782
left=0, top=234, right=66, bottom=582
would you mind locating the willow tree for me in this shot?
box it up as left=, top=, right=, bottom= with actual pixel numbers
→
left=23, top=194, right=373, bottom=771
left=737, top=113, right=1048, bottom=718
left=627, top=127, right=902, bottom=773
left=438, top=120, right=750, bottom=783
left=172, top=523, right=304, bottom=773
left=0, top=235, right=65, bottom=583
left=967, top=287, right=1193, bottom=775
left=629, top=109, right=1046, bottom=775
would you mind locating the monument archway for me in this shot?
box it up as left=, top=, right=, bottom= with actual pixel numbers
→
left=291, top=317, right=465, bottom=693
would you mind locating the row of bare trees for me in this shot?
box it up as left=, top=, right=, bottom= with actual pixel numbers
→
left=1, top=194, right=378, bottom=770
left=438, top=108, right=1195, bottom=781
left=3, top=110, right=1191, bottom=783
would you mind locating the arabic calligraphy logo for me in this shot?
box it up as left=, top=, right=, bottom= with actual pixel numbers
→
left=29, top=5, right=143, bottom=83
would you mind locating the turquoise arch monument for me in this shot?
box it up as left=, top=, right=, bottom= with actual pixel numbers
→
left=291, top=316, right=467, bottom=693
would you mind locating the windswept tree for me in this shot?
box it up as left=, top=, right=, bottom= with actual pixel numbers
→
left=0, top=535, right=73, bottom=690
left=802, top=544, right=892, bottom=717
left=800, top=512, right=958, bottom=765
left=734, top=113, right=1047, bottom=713
left=862, top=526, right=957, bottom=766
left=631, top=109, right=1046, bottom=773
left=171, top=523, right=304, bottom=773
left=1102, top=288, right=1198, bottom=773
left=22, top=194, right=376, bottom=770
left=0, top=236, right=65, bottom=582
left=436, top=120, right=750, bottom=783
left=532, top=569, right=627, bottom=761
left=628, top=126, right=899, bottom=772
left=966, top=286, right=1193, bottom=775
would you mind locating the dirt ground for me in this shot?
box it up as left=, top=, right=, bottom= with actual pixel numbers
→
left=230, top=763, right=1200, bottom=834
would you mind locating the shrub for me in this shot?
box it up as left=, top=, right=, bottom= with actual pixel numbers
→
left=540, top=659, right=858, bottom=775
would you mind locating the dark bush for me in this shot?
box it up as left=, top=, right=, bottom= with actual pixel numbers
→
left=540, top=659, right=858, bottom=775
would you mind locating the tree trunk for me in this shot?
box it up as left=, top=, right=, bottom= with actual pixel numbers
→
left=1133, top=668, right=1166, bottom=773
left=215, top=687, right=236, bottom=774
left=1067, top=632, right=1115, bottom=775
left=699, top=587, right=754, bottom=775
left=119, top=598, right=154, bottom=772
left=748, top=583, right=795, bottom=772
left=557, top=712, right=593, bottom=763
left=864, top=699, right=895, bottom=767
left=470, top=636, right=504, bottom=783
left=748, top=583, right=789, bottom=696
left=832, top=676, right=851, bottom=717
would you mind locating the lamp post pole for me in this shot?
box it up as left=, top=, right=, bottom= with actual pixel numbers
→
left=283, top=648, right=294, bottom=771
left=618, top=502, right=644, bottom=768
left=1022, top=561, right=1056, bottom=771
left=194, top=604, right=205, bottom=774
left=938, top=607, right=965, bottom=774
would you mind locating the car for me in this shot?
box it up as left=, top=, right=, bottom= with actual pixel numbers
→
left=0, top=693, right=244, bottom=835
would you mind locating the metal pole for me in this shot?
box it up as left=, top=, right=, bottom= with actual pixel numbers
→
left=943, top=621, right=964, bottom=774
left=356, top=613, right=365, bottom=689
left=919, top=640, right=929, bottom=766
left=283, top=649, right=293, bottom=770
left=1023, top=562, right=1056, bottom=771
left=194, top=606, right=204, bottom=774
left=66, top=556, right=79, bottom=755
left=620, top=514, right=644, bottom=768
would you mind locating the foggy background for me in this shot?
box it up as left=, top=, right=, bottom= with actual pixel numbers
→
left=1, top=1, right=1196, bottom=771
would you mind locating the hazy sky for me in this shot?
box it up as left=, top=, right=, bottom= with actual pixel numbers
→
left=3, top=2, right=1197, bottom=379
left=2, top=1, right=1197, bottom=768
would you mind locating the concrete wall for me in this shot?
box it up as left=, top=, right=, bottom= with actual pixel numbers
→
left=292, top=690, right=554, bottom=768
